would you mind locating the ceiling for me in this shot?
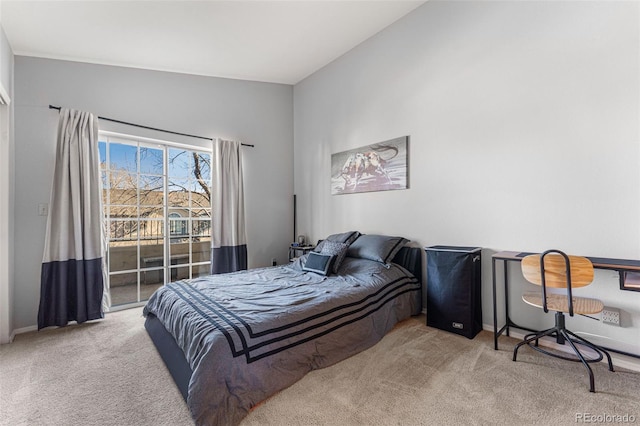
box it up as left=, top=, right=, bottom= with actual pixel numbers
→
left=1, top=0, right=424, bottom=85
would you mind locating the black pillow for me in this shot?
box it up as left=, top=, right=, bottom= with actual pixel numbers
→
left=347, top=234, right=408, bottom=264
left=303, top=252, right=335, bottom=276
left=314, top=231, right=360, bottom=252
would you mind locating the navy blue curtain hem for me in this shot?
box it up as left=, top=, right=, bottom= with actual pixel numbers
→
left=38, top=311, right=105, bottom=330
left=38, top=258, right=104, bottom=330
left=211, top=245, right=248, bottom=274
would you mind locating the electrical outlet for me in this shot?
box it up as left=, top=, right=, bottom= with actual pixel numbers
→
left=601, top=307, right=620, bottom=326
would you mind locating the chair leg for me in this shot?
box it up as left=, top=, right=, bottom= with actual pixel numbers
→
left=513, top=326, right=558, bottom=362
left=561, top=329, right=595, bottom=392
left=564, top=329, right=615, bottom=372
left=513, top=313, right=615, bottom=393
left=554, top=312, right=566, bottom=345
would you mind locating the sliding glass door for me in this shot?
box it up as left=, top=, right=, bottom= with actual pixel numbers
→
left=99, top=133, right=212, bottom=308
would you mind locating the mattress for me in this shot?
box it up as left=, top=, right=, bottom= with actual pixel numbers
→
left=143, top=248, right=422, bottom=425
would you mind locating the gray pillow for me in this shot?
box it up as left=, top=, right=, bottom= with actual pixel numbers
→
left=314, top=231, right=360, bottom=252
left=347, top=234, right=408, bottom=264
left=303, top=252, right=335, bottom=276
left=320, top=241, right=349, bottom=273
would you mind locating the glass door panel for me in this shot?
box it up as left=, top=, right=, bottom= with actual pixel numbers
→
left=170, top=266, right=190, bottom=283
left=100, top=135, right=212, bottom=309
left=192, top=264, right=210, bottom=278
left=109, top=272, right=139, bottom=307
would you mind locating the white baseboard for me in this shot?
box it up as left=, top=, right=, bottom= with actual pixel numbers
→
left=483, top=323, right=640, bottom=373
left=11, top=325, right=37, bottom=340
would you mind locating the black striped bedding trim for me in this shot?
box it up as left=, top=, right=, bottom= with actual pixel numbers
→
left=168, top=278, right=419, bottom=363
left=383, top=238, right=408, bottom=264
left=169, top=288, right=247, bottom=360
left=181, top=273, right=418, bottom=338
left=175, top=277, right=417, bottom=351
left=249, top=287, right=419, bottom=363
left=173, top=276, right=417, bottom=345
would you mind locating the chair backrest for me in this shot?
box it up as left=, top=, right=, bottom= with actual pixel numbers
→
left=522, top=252, right=594, bottom=289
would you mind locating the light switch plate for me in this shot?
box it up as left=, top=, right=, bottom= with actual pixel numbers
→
left=38, top=203, right=48, bottom=216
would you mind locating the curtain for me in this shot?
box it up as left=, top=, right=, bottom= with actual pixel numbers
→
left=211, top=139, right=247, bottom=274
left=37, top=108, right=105, bottom=329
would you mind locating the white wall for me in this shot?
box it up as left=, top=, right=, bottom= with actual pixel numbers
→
left=13, top=57, right=293, bottom=330
left=0, top=21, right=14, bottom=343
left=294, top=1, right=640, bottom=354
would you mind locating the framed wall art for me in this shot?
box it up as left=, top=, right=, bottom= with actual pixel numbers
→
left=331, top=136, right=408, bottom=195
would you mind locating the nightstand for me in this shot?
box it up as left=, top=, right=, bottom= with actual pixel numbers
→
left=289, top=245, right=315, bottom=261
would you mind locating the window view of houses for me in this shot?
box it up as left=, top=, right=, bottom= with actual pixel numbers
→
left=99, top=137, right=212, bottom=307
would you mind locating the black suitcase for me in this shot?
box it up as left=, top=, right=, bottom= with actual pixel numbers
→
left=425, top=246, right=482, bottom=339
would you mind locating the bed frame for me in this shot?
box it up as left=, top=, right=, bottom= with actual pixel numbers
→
left=144, top=246, right=423, bottom=402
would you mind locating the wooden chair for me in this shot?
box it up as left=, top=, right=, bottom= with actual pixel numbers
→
left=512, top=249, right=614, bottom=392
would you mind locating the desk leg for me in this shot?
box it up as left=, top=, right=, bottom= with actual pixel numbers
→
left=492, top=257, right=498, bottom=350
left=493, top=255, right=554, bottom=350
left=504, top=259, right=510, bottom=337
left=493, top=258, right=515, bottom=349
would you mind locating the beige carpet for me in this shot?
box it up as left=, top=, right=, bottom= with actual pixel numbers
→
left=1, top=308, right=639, bottom=426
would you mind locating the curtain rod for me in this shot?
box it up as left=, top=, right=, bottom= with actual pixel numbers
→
left=48, top=105, right=255, bottom=147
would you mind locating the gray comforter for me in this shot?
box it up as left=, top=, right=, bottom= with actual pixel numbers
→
left=143, top=255, right=421, bottom=425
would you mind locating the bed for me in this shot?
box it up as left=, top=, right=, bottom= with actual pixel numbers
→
left=143, top=233, right=422, bottom=425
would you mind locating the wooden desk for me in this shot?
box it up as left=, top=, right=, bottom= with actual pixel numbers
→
left=492, top=250, right=640, bottom=358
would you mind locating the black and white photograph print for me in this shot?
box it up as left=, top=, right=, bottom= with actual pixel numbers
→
left=331, top=136, right=409, bottom=195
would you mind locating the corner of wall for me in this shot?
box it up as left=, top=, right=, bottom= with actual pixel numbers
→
left=0, top=18, right=15, bottom=344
